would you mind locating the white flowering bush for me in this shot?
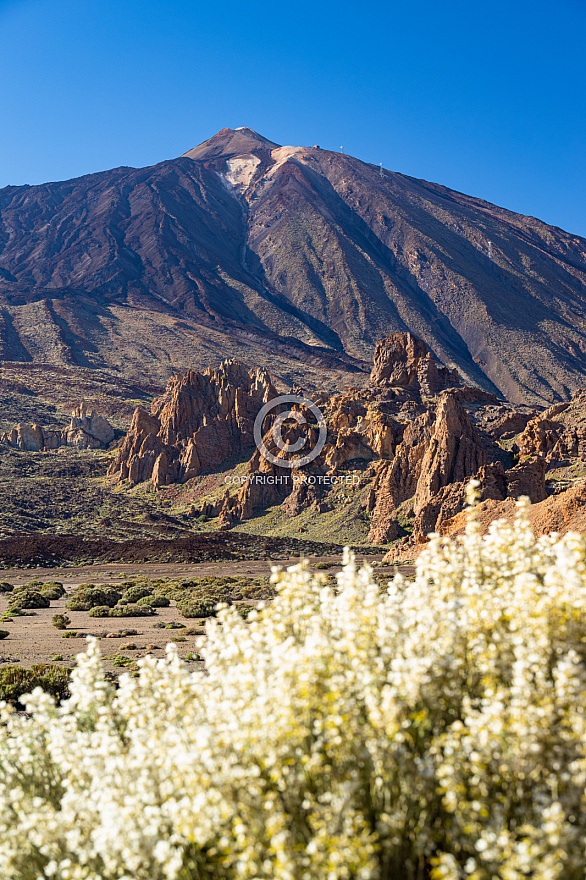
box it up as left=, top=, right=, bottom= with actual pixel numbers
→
left=2, top=498, right=586, bottom=879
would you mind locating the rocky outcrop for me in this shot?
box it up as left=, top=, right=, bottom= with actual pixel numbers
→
left=366, top=411, right=435, bottom=542
left=2, top=423, right=45, bottom=452
left=66, top=403, right=115, bottom=448
left=438, top=483, right=586, bottom=543
left=551, top=426, right=586, bottom=462
left=504, top=456, right=547, bottom=503
left=366, top=394, right=489, bottom=543
left=413, top=393, right=488, bottom=515
left=412, top=456, right=547, bottom=537
left=516, top=417, right=562, bottom=460
left=413, top=462, right=506, bottom=536
left=369, top=333, right=461, bottom=395
left=325, top=406, right=402, bottom=469
left=108, top=360, right=276, bottom=488
left=510, top=391, right=586, bottom=464
left=476, top=406, right=539, bottom=440
left=106, top=331, right=586, bottom=548
left=0, top=403, right=115, bottom=451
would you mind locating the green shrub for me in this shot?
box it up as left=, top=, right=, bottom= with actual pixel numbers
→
left=67, top=587, right=120, bottom=611
left=110, top=604, right=154, bottom=618
left=136, top=595, right=170, bottom=608
left=112, top=655, right=131, bottom=668
left=176, top=597, right=219, bottom=619
left=235, top=603, right=258, bottom=619
left=88, top=605, right=112, bottom=618
left=61, top=631, right=79, bottom=639
left=122, top=586, right=152, bottom=604
left=0, top=582, right=13, bottom=594
left=40, top=586, right=65, bottom=601
left=8, top=590, right=50, bottom=610
left=0, top=663, right=70, bottom=709
left=52, top=613, right=70, bottom=630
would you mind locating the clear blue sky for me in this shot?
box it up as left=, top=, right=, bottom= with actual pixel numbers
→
left=1, top=0, right=585, bottom=235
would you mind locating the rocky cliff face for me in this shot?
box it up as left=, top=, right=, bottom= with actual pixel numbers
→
left=108, top=360, right=276, bottom=488
left=2, top=127, right=586, bottom=403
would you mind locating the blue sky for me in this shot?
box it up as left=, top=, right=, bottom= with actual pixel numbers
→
left=0, top=0, right=585, bottom=235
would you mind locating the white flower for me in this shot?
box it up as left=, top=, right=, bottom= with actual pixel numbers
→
left=0, top=491, right=585, bottom=878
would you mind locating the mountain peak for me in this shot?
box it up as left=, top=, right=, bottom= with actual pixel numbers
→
left=182, top=127, right=280, bottom=161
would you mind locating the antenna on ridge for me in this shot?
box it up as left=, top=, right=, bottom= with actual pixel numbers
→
left=341, top=146, right=344, bottom=154
left=379, top=163, right=383, bottom=177
left=488, top=240, right=493, bottom=259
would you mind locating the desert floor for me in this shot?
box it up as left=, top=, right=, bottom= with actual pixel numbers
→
left=0, top=554, right=411, bottom=673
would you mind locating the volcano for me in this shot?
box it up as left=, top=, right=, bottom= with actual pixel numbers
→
left=1, top=127, right=586, bottom=403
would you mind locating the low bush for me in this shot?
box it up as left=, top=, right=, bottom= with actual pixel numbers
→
left=8, top=590, right=50, bottom=610
left=52, top=613, right=70, bottom=630
left=0, top=630, right=9, bottom=640
left=122, top=585, right=152, bottom=604
left=67, top=587, right=120, bottom=612
left=112, top=655, right=131, bottom=668
left=110, top=604, right=154, bottom=618
left=0, top=663, right=70, bottom=709
left=176, top=597, right=219, bottom=619
left=40, top=585, right=65, bottom=601
left=136, top=595, right=170, bottom=608
left=88, top=605, right=113, bottom=618
left=0, top=582, right=13, bottom=594
left=234, top=602, right=258, bottom=619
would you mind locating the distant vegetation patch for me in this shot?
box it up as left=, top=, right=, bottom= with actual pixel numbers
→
left=0, top=664, right=70, bottom=709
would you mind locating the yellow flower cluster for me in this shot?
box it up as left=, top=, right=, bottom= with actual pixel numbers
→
left=1, top=499, right=586, bottom=879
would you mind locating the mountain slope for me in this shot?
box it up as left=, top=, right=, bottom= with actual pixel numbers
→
left=1, top=126, right=586, bottom=403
